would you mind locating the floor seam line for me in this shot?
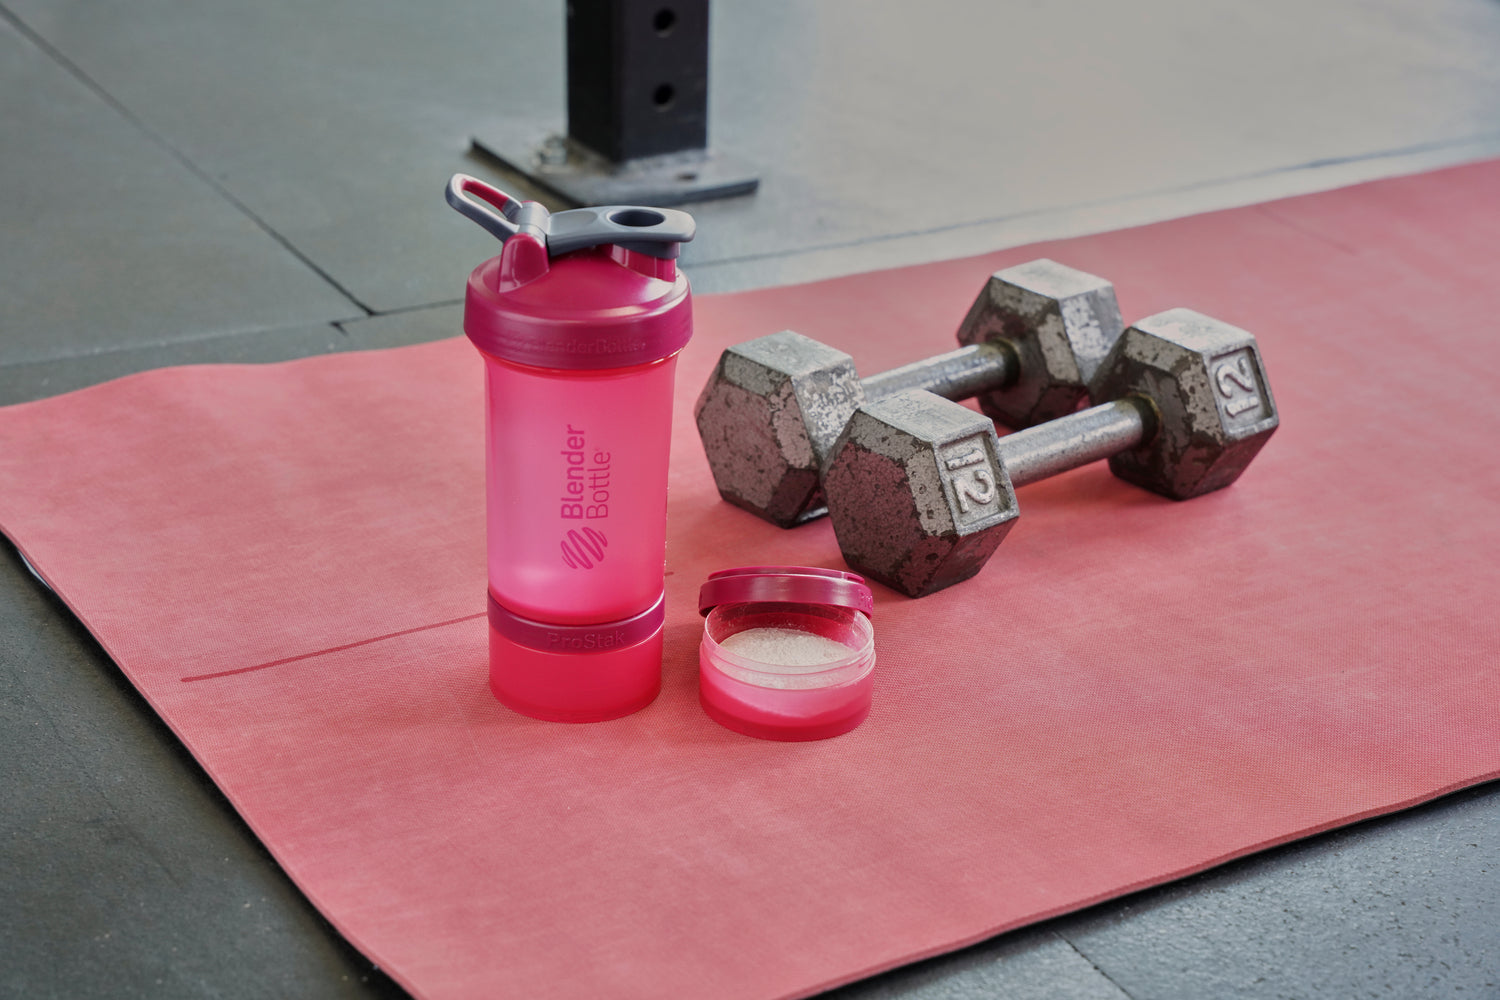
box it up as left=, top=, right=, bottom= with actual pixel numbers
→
left=0, top=320, right=362, bottom=372
left=0, top=4, right=376, bottom=317
left=1051, top=930, right=1138, bottom=1000
left=686, top=131, right=1500, bottom=272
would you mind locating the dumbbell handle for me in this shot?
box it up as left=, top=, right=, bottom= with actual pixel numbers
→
left=998, top=396, right=1156, bottom=488
left=861, top=342, right=1016, bottom=404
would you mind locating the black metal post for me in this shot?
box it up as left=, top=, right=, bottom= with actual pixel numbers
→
left=472, top=0, right=758, bottom=207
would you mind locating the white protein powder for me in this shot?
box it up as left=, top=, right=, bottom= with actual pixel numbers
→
left=718, top=627, right=850, bottom=667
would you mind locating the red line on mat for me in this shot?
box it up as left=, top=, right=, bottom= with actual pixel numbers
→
left=180, top=612, right=488, bottom=683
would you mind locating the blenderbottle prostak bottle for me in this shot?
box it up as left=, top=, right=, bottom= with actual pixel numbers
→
left=446, top=174, right=694, bottom=722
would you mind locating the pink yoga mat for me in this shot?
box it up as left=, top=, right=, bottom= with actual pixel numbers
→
left=1, top=161, right=1497, bottom=1000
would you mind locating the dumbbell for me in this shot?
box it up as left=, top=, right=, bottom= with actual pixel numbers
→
left=695, top=259, right=1125, bottom=527
left=821, top=308, right=1280, bottom=598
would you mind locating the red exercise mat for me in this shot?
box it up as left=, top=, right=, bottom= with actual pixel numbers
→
left=2, top=160, right=1498, bottom=1000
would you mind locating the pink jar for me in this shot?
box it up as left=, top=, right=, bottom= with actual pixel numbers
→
left=698, top=567, right=877, bottom=741
left=448, top=175, right=694, bottom=722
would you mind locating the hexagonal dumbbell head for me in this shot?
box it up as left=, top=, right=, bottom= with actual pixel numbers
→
left=694, top=330, right=863, bottom=526
left=956, top=258, right=1124, bottom=427
left=1089, top=308, right=1279, bottom=499
left=823, top=391, right=1019, bottom=597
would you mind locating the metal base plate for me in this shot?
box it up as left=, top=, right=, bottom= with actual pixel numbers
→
left=472, top=122, right=759, bottom=207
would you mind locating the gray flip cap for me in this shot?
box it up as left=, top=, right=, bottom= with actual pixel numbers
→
left=446, top=173, right=695, bottom=259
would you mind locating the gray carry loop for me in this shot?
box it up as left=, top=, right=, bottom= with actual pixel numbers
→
left=445, top=173, right=695, bottom=259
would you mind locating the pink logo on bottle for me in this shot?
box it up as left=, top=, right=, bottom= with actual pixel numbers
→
left=561, top=527, right=608, bottom=569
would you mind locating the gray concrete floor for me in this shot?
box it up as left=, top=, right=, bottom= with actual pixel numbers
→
left=2, top=1, right=1498, bottom=997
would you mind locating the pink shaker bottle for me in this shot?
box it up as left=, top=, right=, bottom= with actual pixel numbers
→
left=446, top=174, right=695, bottom=722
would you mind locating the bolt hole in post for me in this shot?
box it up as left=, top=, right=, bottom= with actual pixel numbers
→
left=653, top=83, right=676, bottom=110
left=653, top=7, right=676, bottom=34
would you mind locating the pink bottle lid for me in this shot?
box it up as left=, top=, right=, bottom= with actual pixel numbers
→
left=698, top=565, right=875, bottom=618
left=447, top=174, right=694, bottom=371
